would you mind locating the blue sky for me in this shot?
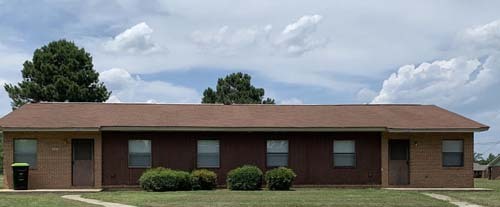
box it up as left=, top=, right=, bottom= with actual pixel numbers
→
left=0, top=0, right=499, bottom=156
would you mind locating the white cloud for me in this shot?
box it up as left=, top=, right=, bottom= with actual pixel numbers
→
left=100, top=68, right=200, bottom=103
left=6, top=1, right=500, bottom=93
left=279, top=98, right=303, bottom=105
left=104, top=22, right=161, bottom=54
left=367, top=19, right=500, bottom=154
left=190, top=25, right=273, bottom=56
left=356, top=88, right=378, bottom=103
left=371, top=56, right=499, bottom=108
left=370, top=54, right=500, bottom=154
left=190, top=14, right=327, bottom=57
left=276, top=14, right=328, bottom=56
left=105, top=95, right=122, bottom=103
left=459, top=19, right=500, bottom=50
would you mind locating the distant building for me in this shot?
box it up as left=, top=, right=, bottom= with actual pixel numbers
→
left=487, top=156, right=500, bottom=180
left=473, top=163, right=487, bottom=178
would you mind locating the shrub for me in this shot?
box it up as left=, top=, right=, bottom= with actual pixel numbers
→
left=226, top=165, right=263, bottom=190
left=191, top=169, right=218, bottom=190
left=175, top=170, right=193, bottom=191
left=139, top=167, right=192, bottom=191
left=265, top=167, right=296, bottom=190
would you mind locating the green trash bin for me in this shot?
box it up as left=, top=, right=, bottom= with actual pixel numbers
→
left=11, top=163, right=29, bottom=190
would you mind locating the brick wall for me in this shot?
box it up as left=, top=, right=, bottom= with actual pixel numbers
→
left=381, top=132, right=474, bottom=188
left=1, top=130, right=475, bottom=188
left=2, top=131, right=102, bottom=189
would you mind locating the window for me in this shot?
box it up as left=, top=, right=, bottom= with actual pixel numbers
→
left=267, top=140, right=288, bottom=167
left=14, top=139, right=37, bottom=168
left=333, top=140, right=356, bottom=167
left=442, top=140, right=463, bottom=167
left=197, top=140, right=220, bottom=168
left=128, top=140, right=151, bottom=168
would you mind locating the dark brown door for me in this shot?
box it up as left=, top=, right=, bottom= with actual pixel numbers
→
left=72, top=139, right=94, bottom=187
left=389, top=140, right=409, bottom=185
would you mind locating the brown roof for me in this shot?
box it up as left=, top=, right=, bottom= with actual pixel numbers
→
left=0, top=103, right=489, bottom=132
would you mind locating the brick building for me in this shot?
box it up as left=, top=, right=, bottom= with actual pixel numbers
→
left=0, top=103, right=488, bottom=189
left=487, top=156, right=500, bottom=180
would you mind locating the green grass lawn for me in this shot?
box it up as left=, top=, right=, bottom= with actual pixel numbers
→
left=83, top=188, right=453, bottom=207
left=2, top=173, right=499, bottom=207
left=0, top=193, right=98, bottom=207
left=0, top=175, right=97, bottom=207
left=442, top=179, right=500, bottom=207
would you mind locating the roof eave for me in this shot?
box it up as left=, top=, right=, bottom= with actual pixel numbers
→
left=99, top=126, right=388, bottom=132
left=387, top=127, right=489, bottom=133
left=0, top=126, right=489, bottom=133
left=0, top=127, right=100, bottom=132
left=487, top=155, right=500, bottom=167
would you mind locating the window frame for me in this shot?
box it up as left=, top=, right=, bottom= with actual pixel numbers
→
left=266, top=139, right=289, bottom=168
left=442, top=139, right=464, bottom=168
left=128, top=139, right=152, bottom=169
left=13, top=138, right=38, bottom=169
left=333, top=139, right=357, bottom=169
left=197, top=139, right=220, bottom=169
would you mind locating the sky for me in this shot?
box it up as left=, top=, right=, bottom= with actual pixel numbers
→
left=0, top=0, right=499, bottom=156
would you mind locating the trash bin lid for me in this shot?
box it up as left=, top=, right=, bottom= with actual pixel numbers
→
left=11, top=163, right=29, bottom=167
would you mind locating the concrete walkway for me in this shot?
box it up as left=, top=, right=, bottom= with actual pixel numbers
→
left=62, top=195, right=136, bottom=207
left=423, top=193, right=484, bottom=207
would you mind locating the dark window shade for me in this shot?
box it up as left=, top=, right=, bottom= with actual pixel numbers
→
left=197, top=153, right=219, bottom=168
left=267, top=153, right=288, bottom=167
left=443, top=152, right=464, bottom=167
left=333, top=153, right=356, bottom=167
left=129, top=153, right=152, bottom=167
left=14, top=153, right=37, bottom=167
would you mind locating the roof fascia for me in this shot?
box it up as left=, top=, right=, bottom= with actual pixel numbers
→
left=387, top=128, right=488, bottom=133
left=99, top=126, right=387, bottom=132
left=1, top=127, right=99, bottom=132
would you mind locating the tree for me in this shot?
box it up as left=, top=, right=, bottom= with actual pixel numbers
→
left=202, top=72, right=275, bottom=104
left=474, top=153, right=484, bottom=163
left=485, top=153, right=498, bottom=164
left=4, top=39, right=111, bottom=109
left=474, top=152, right=499, bottom=165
